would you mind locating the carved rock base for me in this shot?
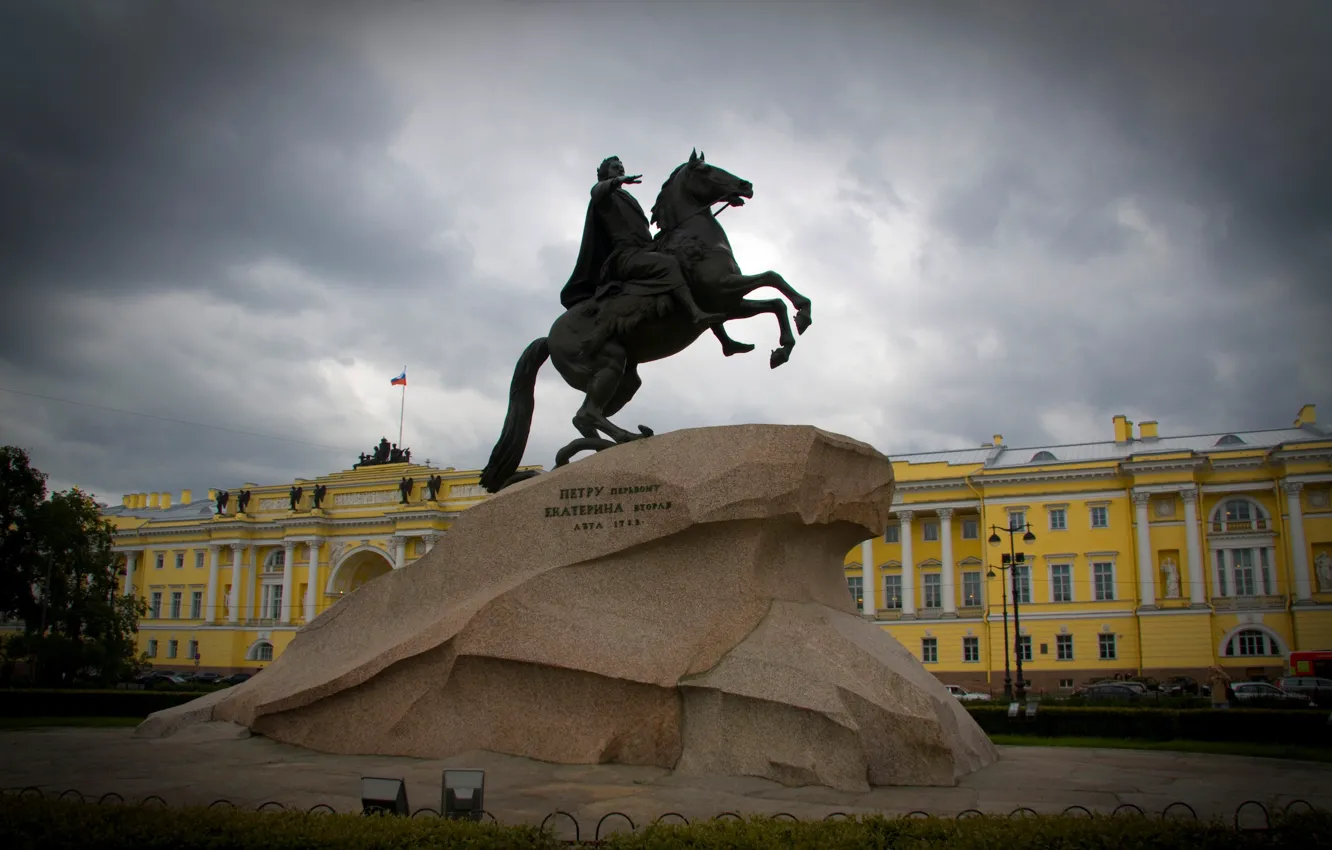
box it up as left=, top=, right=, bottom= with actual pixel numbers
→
left=137, top=425, right=997, bottom=791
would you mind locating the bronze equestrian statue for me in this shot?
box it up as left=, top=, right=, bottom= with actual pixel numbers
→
left=480, top=151, right=811, bottom=493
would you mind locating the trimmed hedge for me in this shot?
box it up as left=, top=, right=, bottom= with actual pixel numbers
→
left=0, top=689, right=208, bottom=718
left=967, top=705, right=1332, bottom=746
left=1, top=797, right=1328, bottom=850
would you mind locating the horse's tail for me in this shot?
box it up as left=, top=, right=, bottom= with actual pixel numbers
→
left=479, top=337, right=550, bottom=493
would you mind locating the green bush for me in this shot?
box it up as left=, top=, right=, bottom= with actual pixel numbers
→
left=0, top=688, right=208, bottom=718
left=2, top=797, right=1329, bottom=850
left=967, top=705, right=1332, bottom=746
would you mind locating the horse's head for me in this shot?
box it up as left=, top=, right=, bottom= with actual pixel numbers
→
left=651, top=149, right=753, bottom=231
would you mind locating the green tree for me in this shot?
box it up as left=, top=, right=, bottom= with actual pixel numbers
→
left=1, top=446, right=145, bottom=685
left=1, top=445, right=47, bottom=623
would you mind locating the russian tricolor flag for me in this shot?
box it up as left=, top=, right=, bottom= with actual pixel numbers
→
left=390, top=371, right=407, bottom=387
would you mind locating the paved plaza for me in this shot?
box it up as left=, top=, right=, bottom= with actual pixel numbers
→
left=2, top=725, right=1330, bottom=834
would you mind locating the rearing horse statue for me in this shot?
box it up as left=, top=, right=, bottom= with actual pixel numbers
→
left=479, top=150, right=812, bottom=493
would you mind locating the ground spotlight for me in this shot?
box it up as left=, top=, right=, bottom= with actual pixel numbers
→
left=360, top=777, right=408, bottom=816
left=442, top=769, right=485, bottom=821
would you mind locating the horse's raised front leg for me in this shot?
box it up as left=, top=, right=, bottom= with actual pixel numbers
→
left=715, top=271, right=813, bottom=335
left=724, top=297, right=797, bottom=369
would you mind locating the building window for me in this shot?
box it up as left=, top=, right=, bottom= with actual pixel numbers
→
left=167, top=639, right=178, bottom=659
left=155, top=553, right=164, bottom=569
left=1059, top=678, right=1074, bottom=689
left=261, top=584, right=284, bottom=619
left=923, top=522, right=939, bottom=542
left=1213, top=498, right=1269, bottom=533
left=1008, top=510, right=1026, bottom=531
left=169, top=591, right=182, bottom=619
left=149, top=591, right=162, bottom=619
left=1049, top=508, right=1066, bottom=531
left=190, top=591, right=203, bottom=619
left=1224, top=629, right=1280, bottom=657
left=194, top=551, right=205, bottom=569
left=1013, top=565, right=1031, bottom=604
left=962, top=636, right=980, bottom=663
left=187, top=640, right=198, bottom=661
left=962, top=519, right=979, bottom=540
left=1090, top=506, right=1108, bottom=528
left=1093, top=562, right=1115, bottom=601
left=962, top=571, right=981, bottom=607
left=922, top=573, right=942, bottom=609
left=264, top=549, right=286, bottom=571
left=1018, top=635, right=1032, bottom=661
left=883, top=574, right=902, bottom=610
left=847, top=575, right=864, bottom=611
left=256, top=642, right=274, bottom=662
left=1056, top=634, right=1074, bottom=660
left=146, top=639, right=158, bottom=658
left=921, top=638, right=938, bottom=664
left=884, top=525, right=900, bottom=543
left=1098, top=633, right=1117, bottom=660
left=1214, top=548, right=1273, bottom=597
left=1051, top=564, right=1072, bottom=602
left=174, top=553, right=184, bottom=569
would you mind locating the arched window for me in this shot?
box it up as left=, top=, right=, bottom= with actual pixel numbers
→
left=246, top=640, right=274, bottom=662
left=1214, top=434, right=1245, bottom=446
left=1210, top=497, right=1269, bottom=533
left=1223, top=628, right=1282, bottom=658
left=264, top=549, right=285, bottom=570
left=1031, top=450, right=1058, bottom=462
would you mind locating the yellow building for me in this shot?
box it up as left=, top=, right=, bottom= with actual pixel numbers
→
left=843, top=405, right=1332, bottom=695
left=106, top=455, right=538, bottom=674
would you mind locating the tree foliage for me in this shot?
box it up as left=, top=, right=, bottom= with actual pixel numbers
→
left=0, top=446, right=144, bottom=685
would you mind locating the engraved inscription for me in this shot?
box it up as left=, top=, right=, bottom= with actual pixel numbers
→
left=258, top=498, right=288, bottom=511
left=544, top=483, right=673, bottom=531
left=450, top=484, right=487, bottom=498
left=333, top=491, right=397, bottom=506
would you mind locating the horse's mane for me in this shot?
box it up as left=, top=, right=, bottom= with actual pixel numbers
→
left=649, top=161, right=691, bottom=230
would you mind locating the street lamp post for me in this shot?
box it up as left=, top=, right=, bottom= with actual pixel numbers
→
left=989, top=520, right=1036, bottom=704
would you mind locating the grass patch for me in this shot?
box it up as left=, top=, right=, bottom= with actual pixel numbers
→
left=993, top=734, right=1332, bottom=763
left=0, top=716, right=142, bottom=730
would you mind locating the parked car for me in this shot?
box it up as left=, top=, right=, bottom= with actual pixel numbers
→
left=184, top=672, right=222, bottom=685
left=135, top=673, right=187, bottom=688
left=217, top=673, right=252, bottom=686
left=1230, top=681, right=1312, bottom=706
left=944, top=684, right=989, bottom=702
left=1076, top=682, right=1143, bottom=702
left=1275, top=677, right=1331, bottom=706
left=1160, top=675, right=1202, bottom=696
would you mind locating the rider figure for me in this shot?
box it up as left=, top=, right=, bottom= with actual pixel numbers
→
left=560, top=156, right=725, bottom=327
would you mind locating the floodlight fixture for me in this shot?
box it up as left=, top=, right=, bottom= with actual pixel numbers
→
left=988, top=531, right=1001, bottom=545
left=442, top=769, right=486, bottom=821
left=360, top=776, right=408, bottom=816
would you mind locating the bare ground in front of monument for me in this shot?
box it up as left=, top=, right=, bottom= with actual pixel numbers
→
left=1, top=725, right=1329, bottom=829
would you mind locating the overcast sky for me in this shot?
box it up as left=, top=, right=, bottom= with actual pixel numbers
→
left=2, top=1, right=1329, bottom=503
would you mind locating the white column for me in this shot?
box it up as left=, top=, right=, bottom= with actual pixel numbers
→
left=1133, top=492, right=1156, bottom=608
left=248, top=546, right=258, bottom=620
left=938, top=509, right=956, bottom=616
left=280, top=541, right=296, bottom=623
left=227, top=543, right=242, bottom=623
left=860, top=540, right=877, bottom=617
left=123, top=550, right=138, bottom=598
left=422, top=533, right=440, bottom=553
left=205, top=544, right=220, bottom=624
left=1285, top=481, right=1313, bottom=602
left=1181, top=489, right=1206, bottom=606
left=899, top=511, right=916, bottom=617
left=304, top=538, right=321, bottom=622
left=394, top=536, right=407, bottom=570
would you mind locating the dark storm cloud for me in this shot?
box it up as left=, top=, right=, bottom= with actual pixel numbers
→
left=0, top=1, right=456, bottom=298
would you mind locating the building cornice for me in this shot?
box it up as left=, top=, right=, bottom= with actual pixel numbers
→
left=888, top=498, right=980, bottom=513
left=978, top=467, right=1121, bottom=486
left=1199, top=481, right=1274, bottom=494
left=1121, top=457, right=1208, bottom=474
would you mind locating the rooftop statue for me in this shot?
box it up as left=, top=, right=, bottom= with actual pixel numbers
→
left=480, top=150, right=811, bottom=492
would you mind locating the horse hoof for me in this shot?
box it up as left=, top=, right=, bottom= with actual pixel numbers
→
left=637, top=425, right=654, bottom=437
left=795, top=309, right=812, bottom=335
left=723, top=342, right=756, bottom=356
left=770, top=348, right=791, bottom=369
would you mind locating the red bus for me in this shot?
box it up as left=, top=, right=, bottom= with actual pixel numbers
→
left=1289, top=650, right=1332, bottom=678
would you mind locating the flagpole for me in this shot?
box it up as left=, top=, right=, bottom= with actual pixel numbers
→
left=398, top=365, right=406, bottom=450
